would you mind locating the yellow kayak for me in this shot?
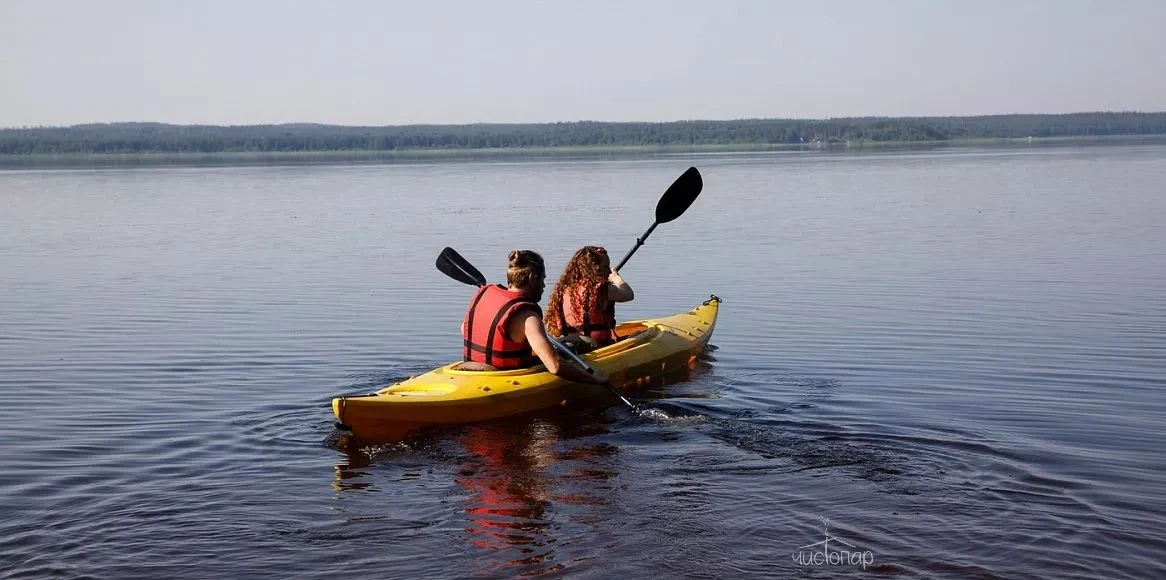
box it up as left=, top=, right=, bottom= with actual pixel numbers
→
left=332, top=295, right=720, bottom=441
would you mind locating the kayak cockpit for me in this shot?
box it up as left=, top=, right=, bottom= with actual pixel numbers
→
left=434, top=324, right=661, bottom=377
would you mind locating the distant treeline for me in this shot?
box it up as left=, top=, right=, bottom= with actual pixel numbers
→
left=3, top=112, right=1166, bottom=154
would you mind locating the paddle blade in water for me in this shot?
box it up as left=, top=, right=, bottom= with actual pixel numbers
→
left=436, top=247, right=487, bottom=287
left=655, top=167, right=703, bottom=223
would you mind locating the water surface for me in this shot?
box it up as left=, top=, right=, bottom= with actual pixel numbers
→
left=2, top=145, right=1164, bottom=578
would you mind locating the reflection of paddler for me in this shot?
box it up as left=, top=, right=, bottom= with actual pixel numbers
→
left=456, top=421, right=558, bottom=555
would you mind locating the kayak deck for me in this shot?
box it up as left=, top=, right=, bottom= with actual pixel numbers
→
left=332, top=296, right=719, bottom=441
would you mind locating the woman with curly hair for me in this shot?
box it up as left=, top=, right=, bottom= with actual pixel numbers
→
left=545, top=246, right=635, bottom=349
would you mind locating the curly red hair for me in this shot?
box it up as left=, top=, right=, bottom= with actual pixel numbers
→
left=545, top=246, right=610, bottom=336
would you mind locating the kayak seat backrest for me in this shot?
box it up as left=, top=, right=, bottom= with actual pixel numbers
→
left=617, top=330, right=649, bottom=343
left=612, top=322, right=649, bottom=340
left=451, top=361, right=500, bottom=372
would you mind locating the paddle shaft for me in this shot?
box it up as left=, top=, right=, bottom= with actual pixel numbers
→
left=544, top=335, right=636, bottom=409
left=613, top=221, right=659, bottom=272
left=610, top=166, right=702, bottom=272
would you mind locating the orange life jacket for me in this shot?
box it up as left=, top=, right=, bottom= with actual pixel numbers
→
left=559, top=282, right=616, bottom=344
left=462, top=285, right=542, bottom=369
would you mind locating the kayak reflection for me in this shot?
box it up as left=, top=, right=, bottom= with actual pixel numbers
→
left=454, top=414, right=620, bottom=575
left=330, top=408, right=624, bottom=575
left=457, top=421, right=557, bottom=555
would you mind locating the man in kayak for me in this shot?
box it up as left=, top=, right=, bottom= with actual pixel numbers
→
left=460, top=249, right=608, bottom=384
left=544, top=246, right=634, bottom=352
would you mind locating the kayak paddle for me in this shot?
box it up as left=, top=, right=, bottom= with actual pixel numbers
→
left=436, top=247, right=638, bottom=410
left=547, top=333, right=637, bottom=409
left=613, top=166, right=703, bottom=271
left=437, top=246, right=488, bottom=287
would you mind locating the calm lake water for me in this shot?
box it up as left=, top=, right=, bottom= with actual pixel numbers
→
left=1, top=145, right=1164, bottom=578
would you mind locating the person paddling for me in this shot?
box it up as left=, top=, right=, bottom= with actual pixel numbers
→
left=545, top=246, right=634, bottom=351
left=459, top=249, right=608, bottom=384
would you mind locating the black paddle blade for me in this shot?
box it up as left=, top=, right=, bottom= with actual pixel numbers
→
left=436, top=247, right=487, bottom=287
left=655, top=167, right=703, bottom=223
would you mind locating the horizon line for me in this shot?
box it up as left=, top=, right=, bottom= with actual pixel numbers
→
left=3, top=110, right=1164, bottom=131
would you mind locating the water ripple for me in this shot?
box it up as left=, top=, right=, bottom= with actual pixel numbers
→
left=4, top=149, right=1166, bottom=578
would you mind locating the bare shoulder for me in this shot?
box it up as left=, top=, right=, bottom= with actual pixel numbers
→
left=508, top=307, right=543, bottom=341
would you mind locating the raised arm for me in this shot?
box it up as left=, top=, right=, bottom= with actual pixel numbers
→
left=606, top=270, right=634, bottom=303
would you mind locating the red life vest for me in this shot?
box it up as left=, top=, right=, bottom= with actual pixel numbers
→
left=462, top=285, right=542, bottom=369
left=559, top=282, right=616, bottom=344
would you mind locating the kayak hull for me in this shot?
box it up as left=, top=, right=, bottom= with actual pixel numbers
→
left=332, top=296, right=720, bottom=441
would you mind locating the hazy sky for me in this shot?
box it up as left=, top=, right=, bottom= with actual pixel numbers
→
left=2, top=0, right=1164, bottom=127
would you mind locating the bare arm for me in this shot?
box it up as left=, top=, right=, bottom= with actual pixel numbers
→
left=518, top=312, right=561, bottom=374
left=606, top=270, right=634, bottom=303
left=514, top=312, right=608, bottom=384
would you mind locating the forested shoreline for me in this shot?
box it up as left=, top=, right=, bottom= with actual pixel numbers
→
left=2, top=112, right=1165, bottom=155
